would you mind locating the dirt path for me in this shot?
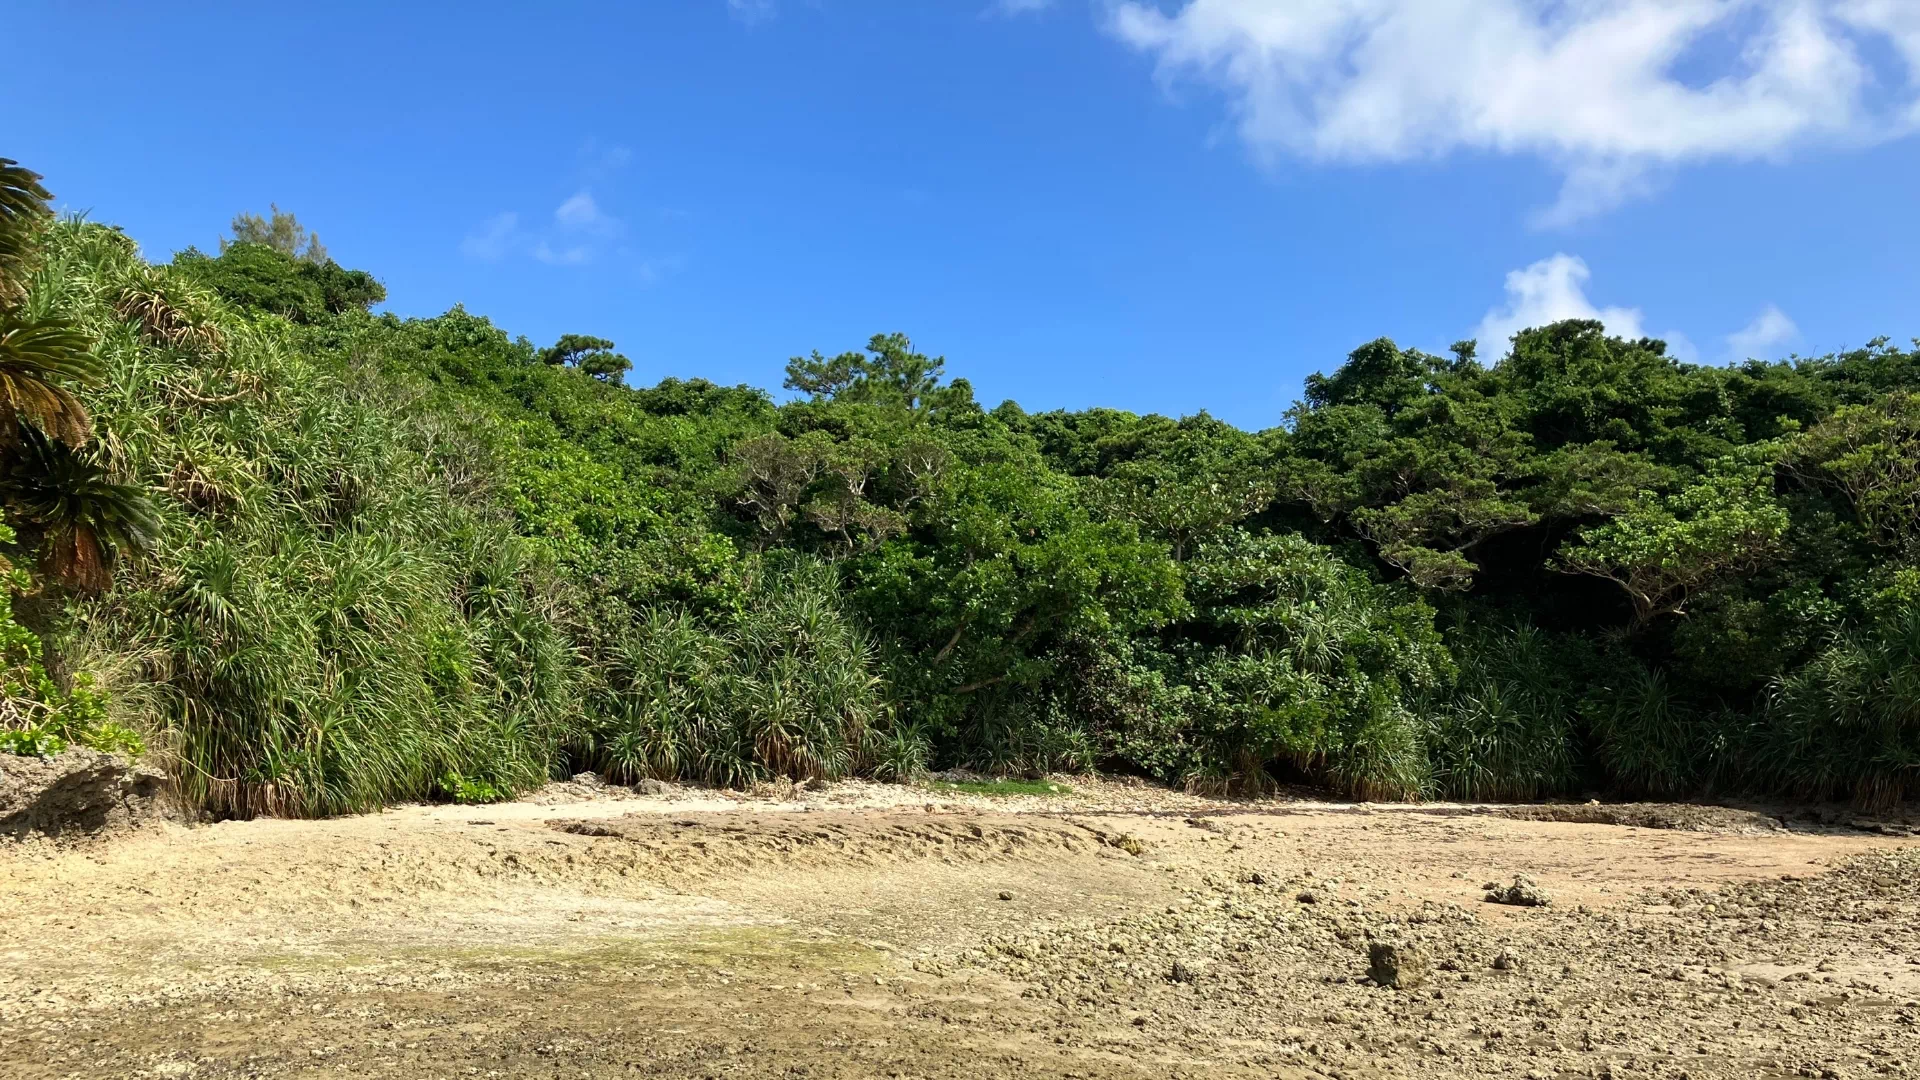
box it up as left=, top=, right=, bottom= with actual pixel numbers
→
left=4, top=779, right=1918, bottom=1079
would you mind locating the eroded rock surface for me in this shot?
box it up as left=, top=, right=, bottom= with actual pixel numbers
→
left=0, top=749, right=172, bottom=839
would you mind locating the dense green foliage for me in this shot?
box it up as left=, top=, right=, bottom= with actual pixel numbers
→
left=3, top=169, right=1916, bottom=813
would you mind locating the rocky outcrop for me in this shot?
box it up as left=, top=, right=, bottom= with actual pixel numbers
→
left=0, top=749, right=174, bottom=839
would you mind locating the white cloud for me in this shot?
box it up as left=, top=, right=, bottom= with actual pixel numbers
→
left=459, top=212, right=519, bottom=261
left=1105, top=0, right=1920, bottom=224
left=1727, top=303, right=1799, bottom=357
left=461, top=141, right=659, bottom=273
left=555, top=191, right=618, bottom=234
left=1473, top=254, right=1647, bottom=353
left=1663, top=331, right=1701, bottom=365
left=727, top=0, right=776, bottom=26
left=1840, top=0, right=1920, bottom=126
left=1472, top=257, right=1793, bottom=362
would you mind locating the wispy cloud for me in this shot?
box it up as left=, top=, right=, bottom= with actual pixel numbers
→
left=727, top=0, right=776, bottom=26
left=531, top=241, right=592, bottom=266
left=457, top=136, right=667, bottom=272
left=1105, top=0, right=1920, bottom=225
left=554, top=191, right=618, bottom=234
left=989, top=0, right=1053, bottom=15
left=579, top=139, right=634, bottom=182
left=459, top=212, right=520, bottom=262
left=634, top=256, right=687, bottom=287
left=1727, top=304, right=1799, bottom=358
left=461, top=190, right=627, bottom=266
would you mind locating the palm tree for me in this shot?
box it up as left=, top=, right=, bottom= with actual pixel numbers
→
left=0, top=159, right=101, bottom=445
left=6, top=425, right=160, bottom=593
left=0, top=159, right=52, bottom=308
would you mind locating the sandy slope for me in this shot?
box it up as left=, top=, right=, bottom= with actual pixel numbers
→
left=3, top=778, right=1917, bottom=1079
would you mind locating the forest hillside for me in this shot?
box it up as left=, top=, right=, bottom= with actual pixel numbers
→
left=3, top=160, right=1915, bottom=815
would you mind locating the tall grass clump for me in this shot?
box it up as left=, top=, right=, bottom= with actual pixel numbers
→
left=37, top=220, right=578, bottom=816
left=1756, top=608, right=1920, bottom=810
left=579, top=559, right=914, bottom=785
left=1423, top=619, right=1581, bottom=800
left=1584, top=664, right=1703, bottom=798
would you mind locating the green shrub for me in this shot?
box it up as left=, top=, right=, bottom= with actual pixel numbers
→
left=173, top=243, right=383, bottom=324
left=578, top=559, right=905, bottom=785
left=1424, top=620, right=1582, bottom=800
left=439, top=771, right=508, bottom=805
left=1758, top=607, right=1920, bottom=809
left=1142, top=532, right=1450, bottom=798
left=0, top=726, right=64, bottom=756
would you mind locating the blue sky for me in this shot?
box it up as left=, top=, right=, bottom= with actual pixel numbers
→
left=9, top=1, right=1920, bottom=428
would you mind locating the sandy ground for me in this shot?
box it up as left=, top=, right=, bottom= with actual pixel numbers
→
left=3, top=776, right=1918, bottom=1080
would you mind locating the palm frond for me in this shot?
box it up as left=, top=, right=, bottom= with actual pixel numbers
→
left=0, top=159, right=54, bottom=308
left=0, top=316, right=103, bottom=443
left=6, top=425, right=162, bottom=591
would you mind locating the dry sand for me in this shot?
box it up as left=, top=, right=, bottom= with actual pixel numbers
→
left=4, top=776, right=1917, bottom=1079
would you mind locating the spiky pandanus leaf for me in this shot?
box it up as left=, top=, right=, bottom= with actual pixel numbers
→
left=6, top=426, right=162, bottom=592
left=114, top=277, right=227, bottom=354
left=0, top=159, right=54, bottom=308
left=0, top=317, right=103, bottom=444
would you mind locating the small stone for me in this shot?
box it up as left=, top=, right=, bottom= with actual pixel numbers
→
left=1492, top=948, right=1522, bottom=971
left=1170, top=960, right=1196, bottom=983
left=635, top=778, right=670, bottom=796
left=997, top=890, right=1014, bottom=901
left=1368, top=941, right=1430, bottom=990
left=1297, top=890, right=1319, bottom=904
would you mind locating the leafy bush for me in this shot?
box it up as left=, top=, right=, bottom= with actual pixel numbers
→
left=0, top=726, right=62, bottom=756
left=173, top=243, right=383, bottom=324
left=1585, top=665, right=1705, bottom=798
left=1150, top=532, right=1450, bottom=798
left=439, top=771, right=508, bottom=805
left=577, top=559, right=903, bottom=786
